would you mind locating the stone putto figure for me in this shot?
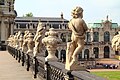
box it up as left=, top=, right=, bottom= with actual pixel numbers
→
left=65, top=6, right=88, bottom=70
left=33, top=21, right=45, bottom=57
left=22, top=30, right=30, bottom=52
left=7, top=35, right=14, bottom=47
left=18, top=34, right=23, bottom=50
left=27, top=33, right=35, bottom=53
left=111, top=31, right=120, bottom=51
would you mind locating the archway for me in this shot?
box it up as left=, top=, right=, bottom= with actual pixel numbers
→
left=93, top=47, right=99, bottom=58
left=60, top=50, right=66, bottom=62
left=84, top=49, right=89, bottom=59
left=78, top=52, right=82, bottom=60
left=104, top=46, right=110, bottom=58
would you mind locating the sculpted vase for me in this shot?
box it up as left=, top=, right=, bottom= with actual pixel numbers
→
left=42, top=28, right=61, bottom=61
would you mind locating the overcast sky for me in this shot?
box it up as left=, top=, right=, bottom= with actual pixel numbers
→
left=14, top=0, right=120, bottom=24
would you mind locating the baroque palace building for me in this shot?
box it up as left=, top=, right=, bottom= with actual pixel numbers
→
left=13, top=15, right=120, bottom=61
left=0, top=0, right=120, bottom=61
left=84, top=16, right=120, bottom=60
left=0, top=0, right=16, bottom=49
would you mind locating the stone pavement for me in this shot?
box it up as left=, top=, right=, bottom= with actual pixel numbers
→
left=0, top=51, right=41, bottom=80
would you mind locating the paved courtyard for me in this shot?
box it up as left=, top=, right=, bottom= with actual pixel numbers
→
left=0, top=51, right=41, bottom=80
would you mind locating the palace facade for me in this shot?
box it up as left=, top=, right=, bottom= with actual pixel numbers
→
left=13, top=16, right=120, bottom=61
left=0, top=0, right=120, bottom=61
left=83, top=16, right=120, bottom=60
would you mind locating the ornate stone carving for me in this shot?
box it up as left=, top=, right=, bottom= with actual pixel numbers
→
left=18, top=34, right=23, bottom=50
left=16, top=31, right=21, bottom=49
left=42, top=28, right=61, bottom=61
left=7, top=35, right=14, bottom=47
left=27, top=33, right=35, bottom=54
left=111, top=32, right=120, bottom=51
left=33, top=21, right=45, bottom=57
left=22, top=30, right=30, bottom=52
left=65, top=6, right=88, bottom=70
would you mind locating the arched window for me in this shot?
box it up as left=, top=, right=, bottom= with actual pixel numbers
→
left=86, top=32, right=91, bottom=42
left=84, top=49, right=89, bottom=59
left=68, top=33, right=71, bottom=42
left=104, top=31, right=110, bottom=42
left=78, top=52, right=82, bottom=60
left=93, top=32, right=99, bottom=42
left=61, top=50, right=66, bottom=62
left=104, top=46, right=110, bottom=58
left=93, top=47, right=99, bottom=58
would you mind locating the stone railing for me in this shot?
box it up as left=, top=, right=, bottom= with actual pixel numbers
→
left=7, top=46, right=105, bottom=80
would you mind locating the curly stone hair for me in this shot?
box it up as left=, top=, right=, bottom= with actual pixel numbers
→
left=71, top=6, right=83, bottom=18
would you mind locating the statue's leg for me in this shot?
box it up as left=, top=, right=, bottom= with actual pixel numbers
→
left=72, top=39, right=84, bottom=61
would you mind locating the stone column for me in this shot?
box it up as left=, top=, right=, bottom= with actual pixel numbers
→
left=11, top=23, right=14, bottom=35
left=1, top=20, right=7, bottom=41
left=58, top=50, right=61, bottom=60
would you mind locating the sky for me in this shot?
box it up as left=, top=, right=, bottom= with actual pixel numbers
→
left=14, top=0, right=120, bottom=25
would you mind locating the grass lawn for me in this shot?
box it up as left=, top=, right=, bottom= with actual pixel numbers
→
left=91, top=71, right=120, bottom=80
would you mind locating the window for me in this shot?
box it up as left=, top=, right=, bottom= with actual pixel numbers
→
left=86, top=32, right=91, bottom=42
left=93, top=47, right=99, bottom=58
left=52, top=24, right=59, bottom=29
left=93, top=32, right=99, bottom=42
left=104, top=31, right=110, bottom=42
left=19, top=24, right=26, bottom=28
left=0, top=0, right=4, bottom=5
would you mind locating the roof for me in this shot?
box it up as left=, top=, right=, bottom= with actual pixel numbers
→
left=88, top=22, right=119, bottom=29
left=15, top=17, right=69, bottom=22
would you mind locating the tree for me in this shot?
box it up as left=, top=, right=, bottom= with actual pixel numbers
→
left=23, top=12, right=33, bottom=17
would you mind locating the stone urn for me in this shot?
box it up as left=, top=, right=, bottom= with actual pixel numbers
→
left=42, top=28, right=61, bottom=61
left=27, top=33, right=35, bottom=54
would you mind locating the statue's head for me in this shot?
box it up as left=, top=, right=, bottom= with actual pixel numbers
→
left=71, top=6, right=83, bottom=18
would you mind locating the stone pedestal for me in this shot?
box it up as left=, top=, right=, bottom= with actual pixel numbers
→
left=65, top=60, right=86, bottom=71
left=45, top=50, right=58, bottom=61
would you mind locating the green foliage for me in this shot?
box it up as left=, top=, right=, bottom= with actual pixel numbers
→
left=23, top=12, right=33, bottom=17
left=91, top=71, right=120, bottom=80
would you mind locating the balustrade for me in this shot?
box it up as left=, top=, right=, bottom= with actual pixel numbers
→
left=7, top=46, right=105, bottom=80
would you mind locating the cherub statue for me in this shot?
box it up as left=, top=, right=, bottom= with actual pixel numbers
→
left=27, top=33, right=35, bottom=53
left=111, top=31, right=120, bottom=51
left=7, top=35, right=14, bottom=46
left=18, top=34, right=23, bottom=50
left=22, top=30, right=30, bottom=52
left=33, top=21, right=45, bottom=57
left=66, top=6, right=88, bottom=70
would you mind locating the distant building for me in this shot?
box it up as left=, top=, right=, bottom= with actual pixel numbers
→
left=82, top=16, right=120, bottom=60
left=14, top=15, right=70, bottom=60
